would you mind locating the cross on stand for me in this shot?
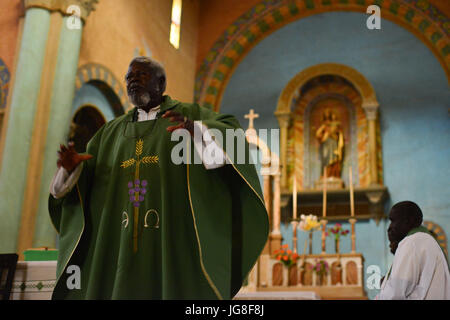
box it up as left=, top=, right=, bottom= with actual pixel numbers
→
left=245, top=109, right=259, bottom=130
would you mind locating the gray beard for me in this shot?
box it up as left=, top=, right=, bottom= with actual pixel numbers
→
left=129, top=92, right=151, bottom=107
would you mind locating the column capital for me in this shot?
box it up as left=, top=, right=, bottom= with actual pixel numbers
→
left=274, top=111, right=290, bottom=128
left=24, top=0, right=99, bottom=22
left=362, top=102, right=379, bottom=121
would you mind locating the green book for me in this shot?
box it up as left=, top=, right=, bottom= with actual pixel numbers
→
left=23, top=248, right=58, bottom=261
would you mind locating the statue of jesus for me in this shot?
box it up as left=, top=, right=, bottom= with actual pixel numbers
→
left=315, top=108, right=344, bottom=179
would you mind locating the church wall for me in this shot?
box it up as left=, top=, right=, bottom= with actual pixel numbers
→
left=195, top=0, right=450, bottom=71
left=0, top=0, right=22, bottom=71
left=196, top=0, right=261, bottom=69
left=78, top=0, right=200, bottom=103
left=219, top=11, right=449, bottom=299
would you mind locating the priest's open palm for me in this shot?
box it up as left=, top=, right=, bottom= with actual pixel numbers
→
left=57, top=141, right=93, bottom=173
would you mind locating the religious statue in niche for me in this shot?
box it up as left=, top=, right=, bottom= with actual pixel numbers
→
left=316, top=109, right=344, bottom=177
left=315, top=108, right=345, bottom=189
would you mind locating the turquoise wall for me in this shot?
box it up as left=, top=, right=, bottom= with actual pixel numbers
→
left=220, top=12, right=449, bottom=299
left=71, top=83, right=119, bottom=121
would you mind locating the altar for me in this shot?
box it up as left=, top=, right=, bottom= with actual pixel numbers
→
left=9, top=261, right=57, bottom=300
left=239, top=64, right=388, bottom=300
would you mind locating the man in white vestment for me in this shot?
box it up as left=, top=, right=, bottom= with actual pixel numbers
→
left=377, top=201, right=450, bottom=300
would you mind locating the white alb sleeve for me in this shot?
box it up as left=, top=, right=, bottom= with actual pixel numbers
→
left=192, top=121, right=227, bottom=170
left=50, top=163, right=84, bottom=199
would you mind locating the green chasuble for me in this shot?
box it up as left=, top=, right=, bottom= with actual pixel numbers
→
left=49, top=96, right=269, bottom=299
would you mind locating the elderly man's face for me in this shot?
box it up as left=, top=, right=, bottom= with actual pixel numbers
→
left=125, top=62, right=161, bottom=107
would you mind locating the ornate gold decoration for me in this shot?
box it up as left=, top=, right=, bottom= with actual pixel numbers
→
left=120, top=158, right=136, bottom=169
left=141, top=156, right=159, bottom=164
left=144, top=209, right=159, bottom=229
left=277, top=63, right=381, bottom=189
left=24, top=0, right=99, bottom=22
left=276, top=63, right=378, bottom=114
left=135, top=139, right=143, bottom=156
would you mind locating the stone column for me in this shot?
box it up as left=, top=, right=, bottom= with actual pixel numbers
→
left=0, top=7, right=52, bottom=253
left=274, top=111, right=290, bottom=190
left=0, top=0, right=98, bottom=255
left=363, top=102, right=379, bottom=186
left=31, top=14, right=85, bottom=249
left=262, top=172, right=272, bottom=254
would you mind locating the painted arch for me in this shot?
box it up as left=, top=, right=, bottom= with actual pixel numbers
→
left=195, top=0, right=449, bottom=111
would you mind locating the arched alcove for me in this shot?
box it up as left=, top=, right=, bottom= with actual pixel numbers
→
left=277, top=63, right=382, bottom=190
left=69, top=104, right=106, bottom=153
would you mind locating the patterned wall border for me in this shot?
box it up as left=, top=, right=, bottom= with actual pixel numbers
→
left=195, top=0, right=450, bottom=110
left=11, top=279, right=56, bottom=293
left=75, top=63, right=132, bottom=113
left=0, top=58, right=11, bottom=110
left=423, top=220, right=448, bottom=258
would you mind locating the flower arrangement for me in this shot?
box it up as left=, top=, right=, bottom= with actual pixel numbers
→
left=326, top=223, right=350, bottom=254
left=311, top=259, right=329, bottom=285
left=311, top=259, right=329, bottom=275
left=274, top=244, right=299, bottom=267
left=298, top=214, right=321, bottom=231
left=298, top=214, right=321, bottom=255
left=326, top=223, right=349, bottom=240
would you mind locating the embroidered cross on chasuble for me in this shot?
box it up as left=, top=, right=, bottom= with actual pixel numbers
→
left=49, top=96, right=269, bottom=300
left=120, top=138, right=159, bottom=253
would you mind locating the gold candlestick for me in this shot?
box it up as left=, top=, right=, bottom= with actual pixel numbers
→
left=349, top=218, right=356, bottom=253
left=293, top=176, right=297, bottom=220
left=321, top=219, right=328, bottom=254
left=322, top=168, right=327, bottom=218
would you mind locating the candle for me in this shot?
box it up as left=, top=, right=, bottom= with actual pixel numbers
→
left=349, top=166, right=355, bottom=217
left=293, top=176, right=297, bottom=219
left=322, top=168, right=327, bottom=217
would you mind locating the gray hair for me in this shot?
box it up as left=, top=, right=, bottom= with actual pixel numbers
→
left=130, top=56, right=167, bottom=93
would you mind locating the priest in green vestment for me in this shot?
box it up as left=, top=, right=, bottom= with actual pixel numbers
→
left=49, top=57, right=269, bottom=300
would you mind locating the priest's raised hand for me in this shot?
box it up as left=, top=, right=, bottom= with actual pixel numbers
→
left=56, top=141, right=93, bottom=173
left=162, top=110, right=194, bottom=135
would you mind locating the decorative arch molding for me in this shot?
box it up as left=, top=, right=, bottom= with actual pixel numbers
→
left=195, top=0, right=450, bottom=111
left=423, top=220, right=448, bottom=258
left=285, top=80, right=371, bottom=189
left=75, top=63, right=132, bottom=114
left=0, top=58, right=11, bottom=110
left=276, top=63, right=378, bottom=114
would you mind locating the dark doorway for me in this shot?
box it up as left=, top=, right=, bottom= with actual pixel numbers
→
left=68, top=105, right=106, bottom=153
